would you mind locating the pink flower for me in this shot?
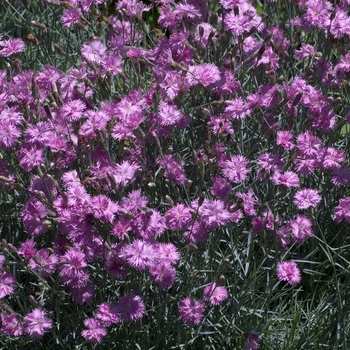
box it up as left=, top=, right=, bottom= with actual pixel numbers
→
left=210, top=175, right=233, bottom=201
left=236, top=189, right=260, bottom=216
left=96, top=302, right=120, bottom=327
left=276, top=131, right=294, bottom=150
left=333, top=197, right=350, bottom=223
left=186, top=64, right=221, bottom=87
left=149, top=260, right=176, bottom=289
left=113, top=294, right=145, bottom=322
left=157, top=155, right=187, bottom=184
left=289, top=215, right=313, bottom=242
left=61, top=100, right=86, bottom=122
left=81, top=318, right=107, bottom=343
left=293, top=189, right=321, bottom=209
left=321, top=147, right=345, bottom=170
left=296, top=131, right=322, bottom=157
left=23, top=309, right=53, bottom=338
left=59, top=248, right=89, bottom=288
left=28, top=249, right=58, bottom=277
left=165, top=204, right=193, bottom=231
left=0, top=120, right=21, bottom=148
left=1, top=313, right=23, bottom=336
left=277, top=261, right=301, bottom=286
left=21, top=198, right=48, bottom=236
left=332, top=167, right=350, bottom=187
left=224, top=98, right=251, bottom=120
left=112, top=160, right=140, bottom=186
left=18, top=239, right=37, bottom=259
left=155, top=243, right=180, bottom=264
left=178, top=297, right=205, bottom=325
left=272, top=171, right=300, bottom=187
left=81, top=39, right=107, bottom=64
left=91, top=195, right=119, bottom=223
left=199, top=199, right=231, bottom=230
left=0, top=271, right=15, bottom=298
left=0, top=38, right=25, bottom=56
left=203, top=283, right=228, bottom=305
left=222, top=155, right=250, bottom=183
left=61, top=8, right=80, bottom=28
left=158, top=101, right=184, bottom=126
left=120, top=240, right=156, bottom=270
left=244, top=330, right=261, bottom=350
left=18, top=145, right=44, bottom=172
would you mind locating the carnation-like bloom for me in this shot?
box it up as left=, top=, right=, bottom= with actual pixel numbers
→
left=81, top=39, right=107, bottom=64
left=28, top=249, right=58, bottom=277
left=155, top=243, right=180, bottom=264
left=81, top=318, right=107, bottom=343
left=276, top=131, right=294, bottom=150
left=96, top=302, right=120, bottom=327
left=289, top=215, right=313, bottom=242
left=277, top=261, right=301, bottom=286
left=91, top=195, right=119, bottom=223
left=23, top=309, right=53, bottom=338
left=113, top=294, right=145, bottom=322
left=199, top=199, right=231, bottom=231
left=165, top=204, right=193, bottom=231
left=61, top=8, right=80, bottom=28
left=149, top=260, right=176, bottom=289
left=293, top=189, right=321, bottom=209
left=1, top=313, right=23, bottom=336
left=272, top=170, right=300, bottom=187
left=120, top=240, right=156, bottom=270
left=244, top=330, right=261, bottom=350
left=0, top=271, right=15, bottom=298
left=0, top=38, right=25, bottom=56
left=178, top=297, right=205, bottom=325
left=222, top=155, right=250, bottom=183
left=203, top=283, right=228, bottom=306
left=60, top=99, right=86, bottom=122
left=333, top=197, right=350, bottom=223
left=186, top=63, right=221, bottom=87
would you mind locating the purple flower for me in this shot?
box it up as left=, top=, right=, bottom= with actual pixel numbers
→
left=157, top=155, right=187, bottom=184
left=222, top=155, right=250, bottom=183
left=61, top=99, right=86, bottom=122
left=155, top=243, right=180, bottom=264
left=81, top=318, right=107, bottom=343
left=81, top=39, right=107, bottom=64
left=158, top=101, right=184, bottom=126
left=0, top=38, right=25, bottom=56
left=1, top=313, right=23, bottom=336
left=71, top=283, right=94, bottom=304
left=186, top=63, right=221, bottom=87
left=277, top=261, right=301, bottom=286
left=59, top=248, right=89, bottom=288
left=0, top=120, right=21, bottom=148
left=293, top=189, right=321, bottom=209
left=178, top=297, right=205, bottom=325
left=23, top=309, right=53, bottom=338
left=334, top=197, right=350, bottom=223
left=91, top=195, right=119, bottom=223
left=296, top=131, right=322, bottom=158
left=276, top=131, right=294, bottom=150
left=224, top=98, right=251, bottom=120
left=120, top=240, right=156, bottom=270
left=0, top=271, right=15, bottom=298
left=149, top=260, right=176, bottom=289
left=236, top=189, right=260, bottom=216
left=272, top=171, right=300, bottom=188
left=199, top=199, right=231, bottom=230
left=289, top=215, right=313, bottom=242
left=165, top=204, right=193, bottom=231
left=112, top=160, right=140, bottom=186
left=244, top=331, right=261, bottom=350
left=61, top=8, right=80, bottom=28
left=18, top=145, right=44, bottom=172
left=21, top=198, right=48, bottom=236
left=113, top=294, right=145, bottom=322
left=18, top=239, right=37, bottom=259
left=28, top=249, right=58, bottom=277
left=203, top=283, right=228, bottom=306
left=96, top=302, right=120, bottom=327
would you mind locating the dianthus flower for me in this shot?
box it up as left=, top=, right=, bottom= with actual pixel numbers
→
left=18, top=239, right=37, bottom=259
left=81, top=39, right=107, bottom=64
left=120, top=240, right=156, bottom=270
left=244, top=331, right=261, bottom=350
left=276, top=131, right=294, bottom=150
left=0, top=271, right=15, bottom=298
left=113, top=294, right=145, bottom=322
left=21, top=198, right=48, bottom=236
left=236, top=189, right=260, bottom=216
left=157, top=155, right=187, bottom=184
left=0, top=120, right=21, bottom=148
left=0, top=38, right=25, bottom=56
left=333, top=197, right=350, bottom=223
left=296, top=131, right=323, bottom=157
left=293, top=189, right=321, bottom=209
left=91, top=195, right=119, bottom=223
left=178, top=297, right=205, bottom=325
left=321, top=147, right=345, bottom=170
left=96, top=302, right=120, bottom=327
left=28, top=249, right=58, bottom=277
left=158, top=101, right=184, bottom=126
left=332, top=167, right=350, bottom=187
left=23, top=309, right=53, bottom=338
left=277, top=261, right=301, bottom=286
left=203, top=283, right=228, bottom=305
left=272, top=171, right=300, bottom=187
left=149, top=260, right=176, bottom=289
left=81, top=318, right=107, bottom=343
left=1, top=313, right=23, bottom=336
left=59, top=248, right=89, bottom=288
left=224, top=97, right=251, bottom=120
left=61, top=99, right=86, bottom=122
left=289, top=215, right=313, bottom=242
left=186, top=63, right=221, bottom=87
left=111, top=160, right=141, bottom=186
left=199, top=199, right=231, bottom=231
left=165, top=204, right=193, bottom=231
left=221, top=155, right=250, bottom=183
left=155, top=243, right=180, bottom=264
left=71, top=283, right=94, bottom=304
left=61, top=8, right=80, bottom=28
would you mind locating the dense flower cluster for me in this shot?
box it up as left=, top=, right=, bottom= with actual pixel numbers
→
left=1, top=0, right=349, bottom=347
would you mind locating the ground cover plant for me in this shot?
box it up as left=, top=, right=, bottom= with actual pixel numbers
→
left=1, top=0, right=350, bottom=348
